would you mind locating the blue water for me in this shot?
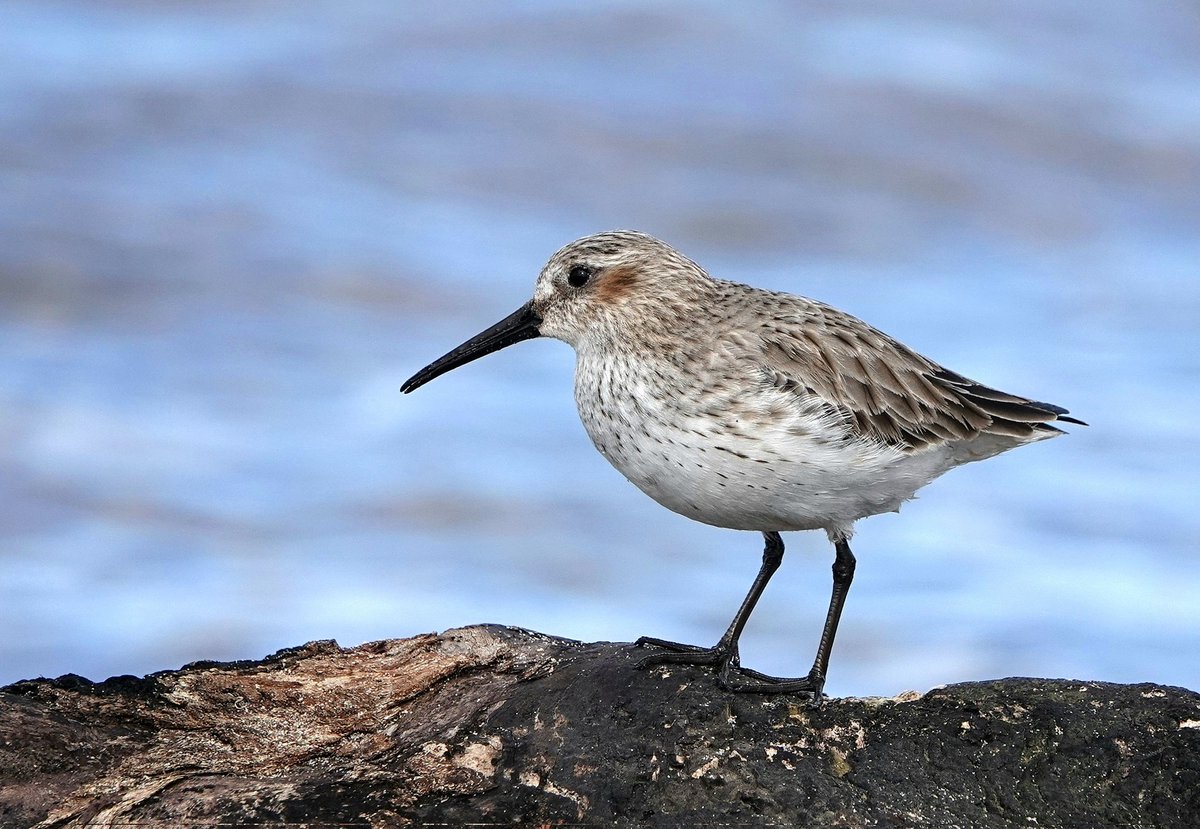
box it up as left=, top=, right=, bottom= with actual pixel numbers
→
left=2, top=0, right=1198, bottom=696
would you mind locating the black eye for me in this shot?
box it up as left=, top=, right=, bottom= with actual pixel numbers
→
left=567, top=265, right=592, bottom=288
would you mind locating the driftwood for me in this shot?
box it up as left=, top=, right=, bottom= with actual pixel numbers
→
left=1, top=624, right=1198, bottom=827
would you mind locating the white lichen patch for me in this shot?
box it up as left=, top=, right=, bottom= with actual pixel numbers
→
left=514, top=767, right=589, bottom=820
left=821, top=720, right=867, bottom=750
left=768, top=738, right=808, bottom=759
left=648, top=754, right=661, bottom=782
left=854, top=690, right=924, bottom=708
left=453, top=736, right=502, bottom=777
left=1180, top=719, right=1200, bottom=729
left=778, top=735, right=810, bottom=753
left=690, top=757, right=720, bottom=779
left=543, top=779, right=590, bottom=819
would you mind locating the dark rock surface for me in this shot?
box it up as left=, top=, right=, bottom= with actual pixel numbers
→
left=2, top=625, right=1197, bottom=828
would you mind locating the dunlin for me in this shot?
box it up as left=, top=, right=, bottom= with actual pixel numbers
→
left=402, top=231, right=1083, bottom=698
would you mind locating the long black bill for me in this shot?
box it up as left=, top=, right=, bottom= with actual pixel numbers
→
left=401, top=301, right=542, bottom=394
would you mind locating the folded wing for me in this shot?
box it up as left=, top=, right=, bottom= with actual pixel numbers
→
left=754, top=300, right=1084, bottom=451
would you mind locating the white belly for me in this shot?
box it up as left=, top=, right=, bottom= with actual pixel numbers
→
left=573, top=352, right=955, bottom=535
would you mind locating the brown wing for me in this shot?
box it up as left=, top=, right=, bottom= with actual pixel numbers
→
left=754, top=299, right=1083, bottom=450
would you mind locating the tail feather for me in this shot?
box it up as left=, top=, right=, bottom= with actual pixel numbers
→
left=931, top=368, right=1086, bottom=432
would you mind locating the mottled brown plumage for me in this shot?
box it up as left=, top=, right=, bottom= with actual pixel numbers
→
left=751, top=297, right=1082, bottom=450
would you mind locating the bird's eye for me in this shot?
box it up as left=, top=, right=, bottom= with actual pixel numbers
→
left=567, top=265, right=592, bottom=288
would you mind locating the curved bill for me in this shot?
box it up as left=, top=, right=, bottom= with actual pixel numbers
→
left=401, top=301, right=542, bottom=393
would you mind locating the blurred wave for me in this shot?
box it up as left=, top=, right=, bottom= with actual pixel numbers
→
left=1, top=0, right=1198, bottom=695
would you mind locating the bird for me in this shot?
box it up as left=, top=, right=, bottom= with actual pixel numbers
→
left=401, top=230, right=1083, bottom=699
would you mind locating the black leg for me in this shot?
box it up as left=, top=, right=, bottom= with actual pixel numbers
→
left=636, top=531, right=784, bottom=671
left=809, top=538, right=856, bottom=688
left=724, top=537, right=856, bottom=698
left=637, top=534, right=857, bottom=702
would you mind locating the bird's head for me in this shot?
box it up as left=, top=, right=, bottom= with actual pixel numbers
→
left=401, top=231, right=709, bottom=393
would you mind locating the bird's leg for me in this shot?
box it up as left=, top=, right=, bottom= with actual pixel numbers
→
left=636, top=531, right=785, bottom=671
left=717, top=537, right=857, bottom=701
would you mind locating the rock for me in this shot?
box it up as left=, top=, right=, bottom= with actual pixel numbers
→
left=1, top=624, right=1197, bottom=827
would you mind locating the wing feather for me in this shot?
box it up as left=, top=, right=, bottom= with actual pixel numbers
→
left=751, top=298, right=1082, bottom=450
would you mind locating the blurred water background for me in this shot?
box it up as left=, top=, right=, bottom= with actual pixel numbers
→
left=1, top=0, right=1198, bottom=696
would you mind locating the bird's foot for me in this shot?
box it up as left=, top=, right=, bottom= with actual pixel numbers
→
left=635, top=637, right=823, bottom=701
left=634, top=636, right=733, bottom=667
left=718, top=664, right=826, bottom=704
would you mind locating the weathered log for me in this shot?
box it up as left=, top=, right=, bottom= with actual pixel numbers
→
left=1, top=624, right=1197, bottom=827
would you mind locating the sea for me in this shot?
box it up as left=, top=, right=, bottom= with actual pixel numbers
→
left=1, top=0, right=1197, bottom=695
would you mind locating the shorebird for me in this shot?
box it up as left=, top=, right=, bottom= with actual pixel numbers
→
left=401, top=231, right=1083, bottom=698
